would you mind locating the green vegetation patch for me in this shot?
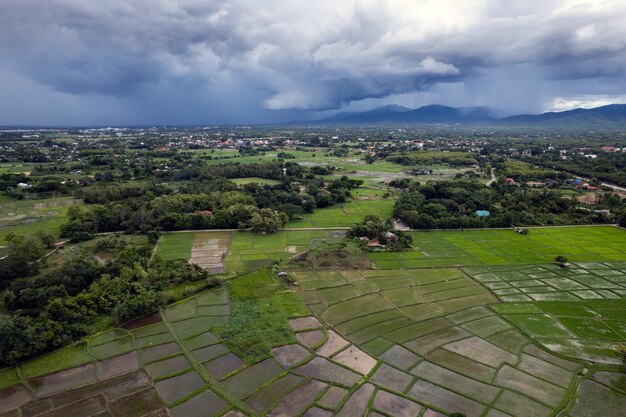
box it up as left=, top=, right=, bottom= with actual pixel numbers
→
left=231, top=177, right=281, bottom=185
left=157, top=233, right=195, bottom=261
left=20, top=343, right=93, bottom=379
left=225, top=229, right=346, bottom=273
left=215, top=269, right=308, bottom=363
left=370, top=227, right=626, bottom=269
left=0, top=367, right=21, bottom=389
left=89, top=336, right=134, bottom=360
left=496, top=300, right=626, bottom=363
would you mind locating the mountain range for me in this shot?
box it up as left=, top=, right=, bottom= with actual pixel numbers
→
left=316, top=103, right=626, bottom=127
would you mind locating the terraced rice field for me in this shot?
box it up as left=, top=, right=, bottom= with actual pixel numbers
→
left=465, top=261, right=626, bottom=302
left=3, top=226, right=626, bottom=417
left=492, top=299, right=626, bottom=364
left=370, top=226, right=626, bottom=268
left=292, top=268, right=593, bottom=417
left=188, top=232, right=232, bottom=273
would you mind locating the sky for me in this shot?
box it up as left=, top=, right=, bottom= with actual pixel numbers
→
left=1, top=0, right=626, bottom=126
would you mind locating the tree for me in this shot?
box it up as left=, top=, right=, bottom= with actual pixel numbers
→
left=555, top=255, right=568, bottom=264
left=112, top=288, right=160, bottom=326
left=619, top=209, right=626, bottom=228
left=248, top=209, right=288, bottom=234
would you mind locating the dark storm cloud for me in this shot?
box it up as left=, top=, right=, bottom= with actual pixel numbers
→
left=1, top=0, right=626, bottom=121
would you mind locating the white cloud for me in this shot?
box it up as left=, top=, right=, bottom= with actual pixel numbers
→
left=547, top=95, right=626, bottom=112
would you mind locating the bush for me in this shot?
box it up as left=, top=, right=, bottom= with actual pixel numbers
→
left=112, top=289, right=160, bottom=326
left=555, top=255, right=568, bottom=264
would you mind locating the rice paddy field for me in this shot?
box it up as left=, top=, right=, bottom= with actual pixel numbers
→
left=370, top=226, right=626, bottom=268
left=157, top=229, right=347, bottom=274
left=3, top=226, right=626, bottom=416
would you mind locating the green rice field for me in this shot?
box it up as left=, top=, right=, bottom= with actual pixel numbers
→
left=493, top=299, right=626, bottom=364
left=370, top=226, right=626, bottom=269
left=156, top=233, right=195, bottom=260
left=4, top=225, right=626, bottom=416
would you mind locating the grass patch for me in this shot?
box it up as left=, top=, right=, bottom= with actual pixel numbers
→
left=290, top=240, right=371, bottom=269
left=20, top=343, right=93, bottom=379
left=287, top=192, right=394, bottom=228
left=0, top=367, right=21, bottom=389
left=215, top=269, right=308, bottom=363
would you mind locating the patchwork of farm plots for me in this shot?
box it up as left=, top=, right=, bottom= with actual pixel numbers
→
left=466, top=262, right=626, bottom=302
left=293, top=268, right=497, bottom=326
left=157, top=230, right=347, bottom=273
left=188, top=232, right=232, bottom=273
left=0, top=288, right=233, bottom=417
left=2, top=281, right=485, bottom=417
left=292, top=268, right=598, bottom=417
left=5, top=225, right=626, bottom=416
left=493, top=300, right=626, bottom=364
left=370, top=226, right=626, bottom=268
left=3, top=265, right=626, bottom=416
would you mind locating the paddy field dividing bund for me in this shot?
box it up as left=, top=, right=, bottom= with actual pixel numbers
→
left=3, top=225, right=626, bottom=416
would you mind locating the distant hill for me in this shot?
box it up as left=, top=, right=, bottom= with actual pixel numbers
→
left=316, top=103, right=626, bottom=127
left=502, top=104, right=626, bottom=127
left=319, top=104, right=497, bottom=124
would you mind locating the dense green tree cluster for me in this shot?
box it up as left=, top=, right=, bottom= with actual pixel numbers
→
left=60, top=170, right=362, bottom=240
left=533, top=150, right=626, bottom=186
left=393, top=180, right=623, bottom=229
left=0, top=234, right=215, bottom=365
left=347, top=215, right=412, bottom=251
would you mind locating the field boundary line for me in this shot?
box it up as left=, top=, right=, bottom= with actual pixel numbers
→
left=158, top=308, right=254, bottom=416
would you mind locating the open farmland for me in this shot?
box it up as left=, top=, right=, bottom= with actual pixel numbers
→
left=224, top=229, right=346, bottom=272
left=466, top=261, right=626, bottom=302
left=291, top=268, right=605, bottom=417
left=370, top=226, right=626, bottom=269
left=288, top=188, right=395, bottom=228
left=156, top=232, right=196, bottom=261
left=492, top=300, right=626, bottom=364
left=157, top=229, right=348, bottom=274
left=0, top=196, right=81, bottom=240
left=4, top=228, right=626, bottom=416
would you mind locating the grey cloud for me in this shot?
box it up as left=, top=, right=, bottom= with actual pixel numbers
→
left=0, top=0, right=626, bottom=116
